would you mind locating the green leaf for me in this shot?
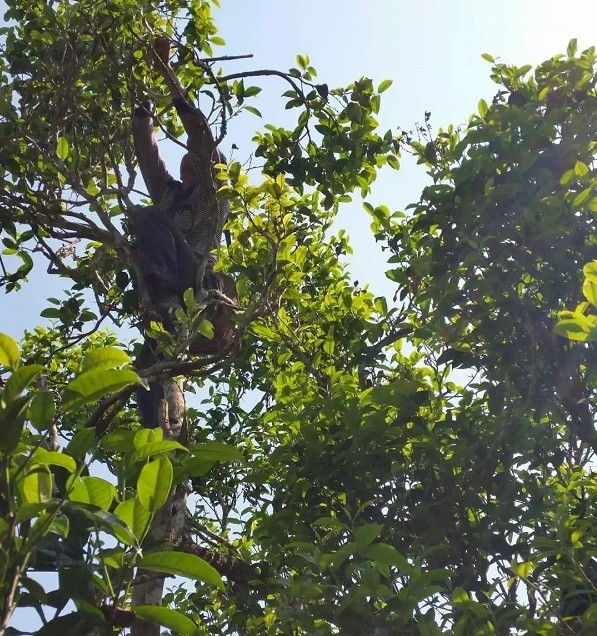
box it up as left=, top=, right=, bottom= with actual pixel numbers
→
left=554, top=313, right=595, bottom=341
left=65, top=501, right=137, bottom=546
left=0, top=333, right=20, bottom=369
left=452, top=586, right=470, bottom=603
left=114, top=497, right=152, bottom=542
left=320, top=541, right=357, bottom=569
left=18, top=466, right=53, bottom=504
left=243, top=85, right=262, bottom=97
left=323, top=337, right=334, bottom=355
left=139, top=551, right=224, bottom=589
left=378, top=79, right=393, bottom=93
left=0, top=395, right=30, bottom=453
left=134, top=428, right=163, bottom=448
left=244, top=105, right=262, bottom=118
left=189, top=441, right=243, bottom=462
left=572, top=187, right=592, bottom=209
left=481, top=52, right=495, bottom=62
left=40, top=308, right=62, bottom=319
left=574, top=161, right=589, bottom=177
left=28, top=390, right=56, bottom=431
left=567, top=38, right=578, bottom=57
left=583, top=277, right=597, bottom=307
left=62, top=368, right=138, bottom=412
left=99, top=429, right=138, bottom=452
left=130, top=440, right=187, bottom=464
left=3, top=364, right=43, bottom=403
left=67, top=476, right=116, bottom=510
left=66, top=427, right=97, bottom=459
left=584, top=261, right=597, bottom=281
left=33, top=449, right=77, bottom=473
left=196, top=319, right=214, bottom=339
left=363, top=543, right=409, bottom=570
left=387, top=154, right=400, bottom=170
left=56, top=136, right=69, bottom=161
left=81, top=347, right=131, bottom=372
left=355, top=523, right=382, bottom=549
left=134, top=606, right=199, bottom=635
left=137, top=457, right=173, bottom=512
left=478, top=99, right=488, bottom=118
left=50, top=514, right=70, bottom=538
left=514, top=561, right=534, bottom=578
left=36, top=611, right=103, bottom=636
left=174, top=456, right=214, bottom=482
left=21, top=576, right=47, bottom=603
left=296, top=54, right=308, bottom=69
left=16, top=500, right=59, bottom=523
left=312, top=516, right=346, bottom=532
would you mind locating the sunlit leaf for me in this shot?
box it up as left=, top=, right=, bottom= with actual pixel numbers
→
left=0, top=333, right=20, bottom=369
left=81, top=347, right=131, bottom=372
left=134, top=605, right=199, bottom=635
left=99, top=429, right=138, bottom=452
left=62, top=368, right=138, bottom=412
left=114, top=497, right=152, bottom=542
left=137, top=456, right=173, bottom=512
left=18, top=466, right=53, bottom=504
left=67, top=475, right=116, bottom=509
left=139, top=551, right=224, bottom=589
left=582, top=277, right=597, bottom=307
left=3, top=364, right=43, bottom=403
left=130, top=440, right=187, bottom=464
left=33, top=449, right=77, bottom=473
left=56, top=136, right=70, bottom=161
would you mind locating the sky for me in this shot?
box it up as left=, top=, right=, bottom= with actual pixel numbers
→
left=0, top=0, right=597, bottom=339
left=2, top=1, right=596, bottom=631
left=1, top=0, right=596, bottom=341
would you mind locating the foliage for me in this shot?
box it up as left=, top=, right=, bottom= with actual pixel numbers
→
left=0, top=0, right=595, bottom=634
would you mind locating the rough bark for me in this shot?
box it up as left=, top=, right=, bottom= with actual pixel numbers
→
left=131, top=380, right=188, bottom=636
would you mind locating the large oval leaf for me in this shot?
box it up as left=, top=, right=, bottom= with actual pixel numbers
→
left=139, top=551, right=223, bottom=589
left=66, top=501, right=137, bottom=547
left=16, top=500, right=60, bottom=523
left=190, top=441, right=244, bottom=463
left=0, top=395, right=30, bottom=453
left=29, top=390, right=56, bottom=431
left=67, top=476, right=116, bottom=510
left=134, top=605, right=199, bottom=635
left=0, top=333, right=20, bottom=370
left=66, top=427, right=97, bottom=459
left=63, top=369, right=138, bottom=413
left=18, top=466, right=53, bottom=504
left=33, top=449, right=77, bottom=473
left=134, top=428, right=163, bottom=448
left=81, top=347, right=131, bottom=372
left=3, top=364, right=43, bottom=403
left=137, top=457, right=173, bottom=512
left=100, top=429, right=137, bottom=452
left=114, top=497, right=152, bottom=543
left=130, top=440, right=187, bottom=464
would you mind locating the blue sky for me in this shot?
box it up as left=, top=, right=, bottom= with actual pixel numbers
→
left=1, top=0, right=596, bottom=340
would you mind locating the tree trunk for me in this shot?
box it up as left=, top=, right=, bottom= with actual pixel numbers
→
left=131, top=379, right=188, bottom=636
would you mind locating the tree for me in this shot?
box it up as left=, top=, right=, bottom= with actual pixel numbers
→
left=0, top=0, right=595, bottom=634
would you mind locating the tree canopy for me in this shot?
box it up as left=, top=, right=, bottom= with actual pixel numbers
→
left=0, top=1, right=595, bottom=635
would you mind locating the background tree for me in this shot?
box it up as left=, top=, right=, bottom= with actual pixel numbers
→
left=0, top=1, right=595, bottom=635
